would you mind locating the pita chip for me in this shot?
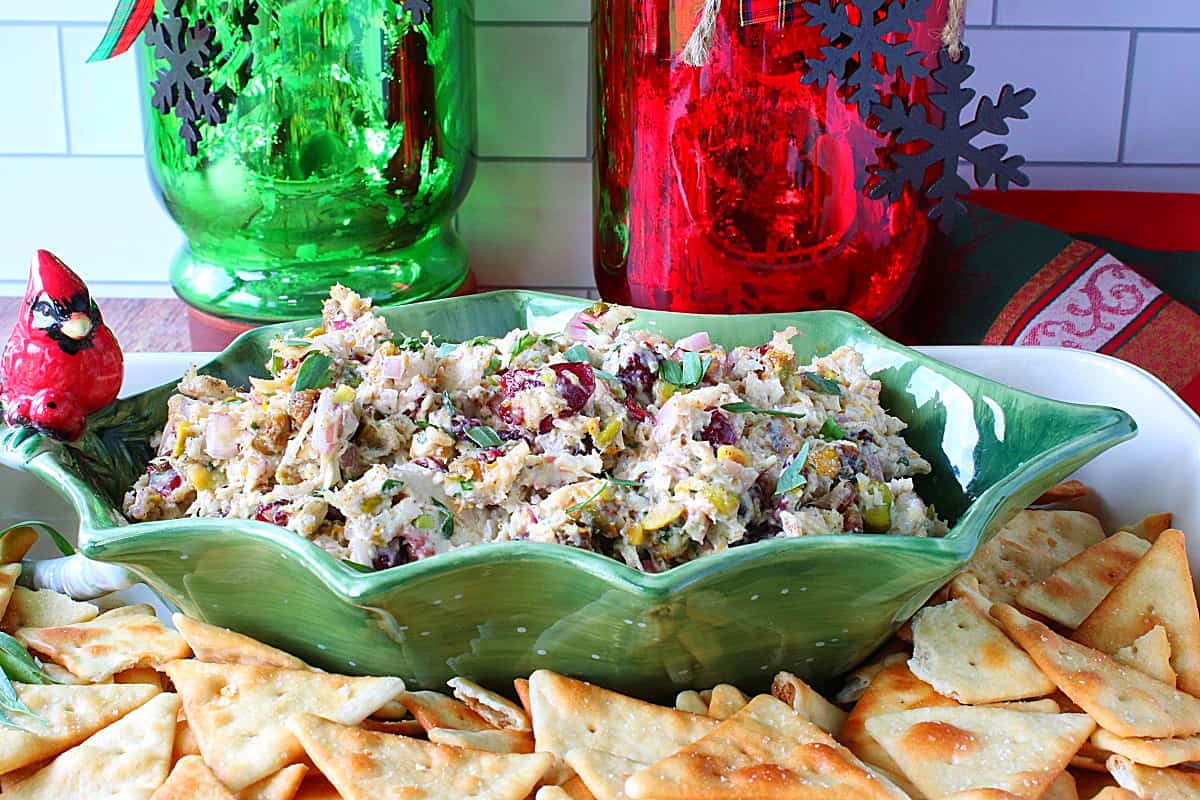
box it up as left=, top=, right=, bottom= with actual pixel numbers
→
left=1016, top=531, right=1150, bottom=629
left=0, top=682, right=159, bottom=774
left=984, top=699, right=1062, bottom=713
left=937, top=792, right=1023, bottom=800
left=151, top=755, right=238, bottom=800
left=0, top=563, right=20, bottom=619
left=1114, top=625, right=1176, bottom=686
left=359, top=718, right=425, bottom=736
left=565, top=748, right=643, bottom=800
left=840, top=662, right=959, bottom=790
left=165, top=659, right=404, bottom=790
left=836, top=651, right=910, bottom=705
left=1072, top=529, right=1200, bottom=696
left=514, top=678, right=532, bottom=716
left=2, top=586, right=98, bottom=631
left=528, top=670, right=716, bottom=764
left=1108, top=754, right=1200, bottom=799
left=1088, top=790, right=1139, bottom=800
left=428, top=727, right=535, bottom=753
left=241, top=764, right=309, bottom=800
left=292, top=776, right=343, bottom=800
left=1042, top=772, right=1079, bottom=800
left=675, top=690, right=708, bottom=715
left=964, top=510, right=1105, bottom=604
left=626, top=695, right=905, bottom=800
left=1121, top=512, right=1173, bottom=543
left=448, top=676, right=531, bottom=731
left=397, top=689, right=493, bottom=732
left=288, top=712, right=553, bottom=800
left=172, top=613, right=308, bottom=670
left=908, top=598, right=1055, bottom=703
left=538, top=788, right=577, bottom=800
left=772, top=671, right=848, bottom=736
left=3, top=691, right=179, bottom=800
left=1090, top=728, right=1200, bottom=769
left=17, top=606, right=190, bottom=682
left=705, top=684, right=748, bottom=719
left=1034, top=480, right=1091, bottom=506
left=864, top=706, right=1094, bottom=800
left=992, top=603, right=1200, bottom=738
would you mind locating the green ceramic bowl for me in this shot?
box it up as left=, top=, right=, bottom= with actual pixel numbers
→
left=0, top=292, right=1134, bottom=698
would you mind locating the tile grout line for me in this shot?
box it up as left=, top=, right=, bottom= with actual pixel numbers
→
left=56, top=24, right=73, bottom=155
left=1116, top=31, right=1138, bottom=164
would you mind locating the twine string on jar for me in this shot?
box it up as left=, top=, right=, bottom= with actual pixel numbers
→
left=680, top=0, right=969, bottom=66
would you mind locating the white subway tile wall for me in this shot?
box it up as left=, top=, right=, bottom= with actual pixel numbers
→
left=0, top=2, right=1196, bottom=297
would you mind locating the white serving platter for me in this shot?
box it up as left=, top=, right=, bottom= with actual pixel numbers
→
left=1, top=346, right=1198, bottom=591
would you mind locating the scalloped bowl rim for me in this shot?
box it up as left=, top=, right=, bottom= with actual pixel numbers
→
left=23, top=290, right=1134, bottom=599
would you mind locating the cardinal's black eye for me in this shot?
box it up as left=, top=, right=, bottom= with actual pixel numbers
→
left=46, top=402, right=57, bottom=409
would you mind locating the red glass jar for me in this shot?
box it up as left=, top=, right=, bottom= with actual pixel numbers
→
left=595, top=0, right=949, bottom=319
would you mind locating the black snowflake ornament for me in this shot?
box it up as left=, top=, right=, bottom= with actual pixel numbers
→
left=868, top=45, right=1035, bottom=232
left=800, top=0, right=932, bottom=117
left=403, top=0, right=432, bottom=25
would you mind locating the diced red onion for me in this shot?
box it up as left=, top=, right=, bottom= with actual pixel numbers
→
left=676, top=331, right=711, bottom=352
left=565, top=312, right=599, bottom=342
left=382, top=356, right=406, bottom=380
left=205, top=413, right=237, bottom=459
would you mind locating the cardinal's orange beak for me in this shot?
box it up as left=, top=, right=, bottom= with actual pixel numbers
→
left=60, top=312, right=93, bottom=340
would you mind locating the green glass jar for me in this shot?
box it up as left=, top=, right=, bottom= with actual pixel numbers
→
left=138, top=0, right=476, bottom=322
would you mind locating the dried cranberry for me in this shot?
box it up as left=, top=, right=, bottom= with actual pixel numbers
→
left=478, top=446, right=506, bottom=464
left=618, top=352, right=656, bottom=398
left=624, top=396, right=651, bottom=422
left=496, top=364, right=595, bottom=432
left=412, top=457, right=448, bottom=472
left=553, top=363, right=595, bottom=415
left=147, top=463, right=182, bottom=496
left=255, top=501, right=290, bottom=527
left=697, top=409, right=736, bottom=447
left=329, top=317, right=351, bottom=331
left=372, top=538, right=413, bottom=570
left=449, top=414, right=484, bottom=437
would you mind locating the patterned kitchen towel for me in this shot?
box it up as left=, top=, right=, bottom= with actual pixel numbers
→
left=919, top=204, right=1200, bottom=410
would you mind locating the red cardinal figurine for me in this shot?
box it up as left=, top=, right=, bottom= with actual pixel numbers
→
left=1, top=250, right=124, bottom=440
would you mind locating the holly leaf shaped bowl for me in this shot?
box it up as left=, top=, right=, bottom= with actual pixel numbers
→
left=0, top=291, right=1134, bottom=697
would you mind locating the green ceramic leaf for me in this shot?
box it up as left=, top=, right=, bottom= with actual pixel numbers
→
left=0, top=291, right=1136, bottom=699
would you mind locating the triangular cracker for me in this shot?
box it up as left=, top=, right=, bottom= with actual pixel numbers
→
left=964, top=510, right=1105, bottom=604
left=1114, top=625, right=1176, bottom=686
left=1089, top=789, right=1138, bottom=800
left=1042, top=772, right=1079, bottom=800
left=835, top=652, right=910, bottom=705
left=172, top=613, right=308, bottom=670
left=2, top=586, right=99, bottom=630
left=448, top=677, right=530, bottom=731
left=428, top=727, right=535, bottom=753
left=1120, top=512, right=1172, bottom=543
left=3, top=691, right=179, bottom=799
left=1090, top=728, right=1200, bottom=768
left=288, top=712, right=553, bottom=800
left=0, top=682, right=160, bottom=773
left=291, top=775, right=342, bottom=800
left=908, top=598, right=1055, bottom=703
left=0, top=563, right=21, bottom=619
left=528, top=670, right=716, bottom=764
left=151, top=755, right=237, bottom=800
left=1016, top=531, right=1150, bottom=629
left=626, top=695, right=905, bottom=800
left=1108, top=754, right=1200, bottom=798
left=705, top=684, right=748, bottom=719
left=1072, top=529, right=1200, bottom=696
left=992, top=604, right=1200, bottom=738
left=538, top=788, right=577, bottom=800
left=241, top=764, right=309, bottom=800
left=984, top=699, right=1062, bottom=713
left=840, top=662, right=959, bottom=792
left=166, top=659, right=404, bottom=790
left=17, top=606, right=190, bottom=682
left=937, top=792, right=1023, bottom=800
left=565, top=748, right=642, bottom=800
left=397, top=689, right=493, bottom=732
left=1034, top=480, right=1090, bottom=506
left=675, top=690, right=708, bottom=715
left=772, top=671, right=848, bottom=735
left=864, top=706, right=1094, bottom=799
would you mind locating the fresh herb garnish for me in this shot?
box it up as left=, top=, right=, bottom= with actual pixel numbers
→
left=293, top=352, right=334, bottom=391
left=270, top=354, right=283, bottom=374
left=342, top=559, right=372, bottom=573
left=484, top=355, right=502, bottom=377
left=466, top=425, right=504, bottom=447
left=278, top=339, right=313, bottom=348
left=583, top=321, right=602, bottom=335
left=606, top=476, right=642, bottom=488
left=443, top=391, right=455, bottom=412
left=512, top=331, right=538, bottom=359
left=564, top=343, right=590, bottom=363
left=431, top=499, right=454, bottom=537
left=898, top=456, right=911, bottom=467
left=381, top=479, right=402, bottom=492
left=802, top=372, right=842, bottom=396
left=820, top=416, right=846, bottom=441
left=659, top=352, right=712, bottom=389
left=455, top=480, right=474, bottom=493
left=720, top=402, right=806, bottom=420
left=567, top=476, right=641, bottom=514
left=1, top=522, right=76, bottom=557
left=775, top=442, right=811, bottom=495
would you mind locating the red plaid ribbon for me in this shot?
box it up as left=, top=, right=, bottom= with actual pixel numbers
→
left=738, top=0, right=802, bottom=25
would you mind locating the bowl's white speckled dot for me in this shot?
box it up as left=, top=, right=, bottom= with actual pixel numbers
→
left=516, top=626, right=527, bottom=633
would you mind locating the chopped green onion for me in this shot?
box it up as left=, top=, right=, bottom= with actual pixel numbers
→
left=898, top=456, right=911, bottom=467
left=659, top=352, right=711, bottom=389
left=342, top=559, right=372, bottom=573
left=484, top=355, right=502, bottom=377
left=606, top=476, right=642, bottom=488
left=567, top=483, right=608, bottom=515
left=278, top=339, right=313, bottom=348
left=512, top=331, right=538, bottom=358
left=775, top=442, right=811, bottom=495
left=431, top=499, right=454, bottom=538
left=293, top=353, right=334, bottom=391
left=820, top=416, right=846, bottom=441
left=564, top=344, right=590, bottom=363
left=443, top=391, right=455, bottom=412
left=381, top=479, right=402, bottom=492
left=802, top=372, right=842, bottom=396
left=720, top=402, right=806, bottom=420
left=466, top=425, right=504, bottom=447
left=583, top=321, right=602, bottom=335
